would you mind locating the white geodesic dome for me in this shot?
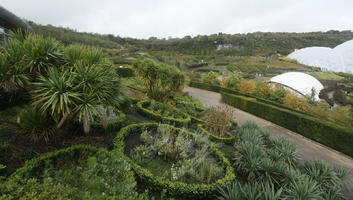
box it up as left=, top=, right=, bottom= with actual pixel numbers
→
left=335, top=39, right=353, bottom=74
left=287, top=39, right=353, bottom=74
left=270, top=72, right=324, bottom=101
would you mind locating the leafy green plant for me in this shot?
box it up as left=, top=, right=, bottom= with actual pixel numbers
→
left=202, top=72, right=220, bottom=86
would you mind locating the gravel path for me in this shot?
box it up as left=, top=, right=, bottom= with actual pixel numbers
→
left=184, top=86, right=353, bottom=197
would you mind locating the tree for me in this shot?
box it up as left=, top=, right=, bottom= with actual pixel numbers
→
left=133, top=59, right=184, bottom=101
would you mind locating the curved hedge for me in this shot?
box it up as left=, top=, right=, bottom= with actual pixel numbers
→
left=136, top=100, right=191, bottom=127
left=222, top=92, right=353, bottom=157
left=114, top=123, right=235, bottom=199
left=90, top=108, right=126, bottom=133
left=198, top=124, right=235, bottom=144
left=9, top=144, right=98, bottom=180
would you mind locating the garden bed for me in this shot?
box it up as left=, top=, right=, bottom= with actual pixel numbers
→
left=114, top=123, right=235, bottom=199
left=1, top=144, right=147, bottom=199
left=136, top=100, right=191, bottom=127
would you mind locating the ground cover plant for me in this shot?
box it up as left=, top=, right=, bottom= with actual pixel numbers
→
left=217, top=121, right=348, bottom=200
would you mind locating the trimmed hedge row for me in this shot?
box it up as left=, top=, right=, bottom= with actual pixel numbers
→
left=197, top=124, right=235, bottom=144
left=136, top=100, right=191, bottom=127
left=222, top=92, right=353, bottom=157
left=116, top=67, right=134, bottom=77
left=9, top=145, right=98, bottom=180
left=114, top=123, right=235, bottom=199
left=90, top=108, right=126, bottom=133
left=189, top=81, right=315, bottom=117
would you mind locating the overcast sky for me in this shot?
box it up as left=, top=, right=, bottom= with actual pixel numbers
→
left=1, top=0, right=353, bottom=39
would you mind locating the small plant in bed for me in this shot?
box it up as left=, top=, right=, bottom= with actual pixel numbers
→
left=198, top=105, right=236, bottom=143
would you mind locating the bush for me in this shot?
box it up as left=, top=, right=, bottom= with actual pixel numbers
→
left=224, top=75, right=241, bottom=90
left=203, top=105, right=236, bottom=138
left=237, top=80, right=256, bottom=94
left=202, top=72, right=220, bottom=86
left=136, top=100, right=191, bottom=127
left=114, top=123, right=235, bottom=199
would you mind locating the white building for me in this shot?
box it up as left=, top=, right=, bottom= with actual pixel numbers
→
left=270, top=72, right=324, bottom=101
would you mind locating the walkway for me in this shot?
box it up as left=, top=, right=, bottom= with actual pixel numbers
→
left=183, top=87, right=353, bottom=197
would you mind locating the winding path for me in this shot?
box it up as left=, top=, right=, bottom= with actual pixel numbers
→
left=183, top=86, right=353, bottom=197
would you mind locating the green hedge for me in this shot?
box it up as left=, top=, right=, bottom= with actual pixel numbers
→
left=197, top=124, right=235, bottom=144
left=189, top=81, right=314, bottom=117
left=90, top=108, right=126, bottom=133
left=222, top=92, right=353, bottom=157
left=116, top=67, right=134, bottom=77
left=114, top=123, right=235, bottom=199
left=9, top=145, right=98, bottom=180
left=136, top=100, right=191, bottom=127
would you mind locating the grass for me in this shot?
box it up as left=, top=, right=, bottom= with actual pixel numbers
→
left=310, top=71, right=345, bottom=81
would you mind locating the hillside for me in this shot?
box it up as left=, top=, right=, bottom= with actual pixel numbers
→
left=29, top=22, right=353, bottom=56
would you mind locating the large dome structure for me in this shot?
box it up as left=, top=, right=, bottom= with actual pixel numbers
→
left=270, top=72, right=324, bottom=101
left=287, top=39, right=353, bottom=74
left=335, top=39, right=353, bottom=74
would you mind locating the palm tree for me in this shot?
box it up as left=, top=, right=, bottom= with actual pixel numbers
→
left=31, top=67, right=80, bottom=128
left=31, top=46, right=125, bottom=134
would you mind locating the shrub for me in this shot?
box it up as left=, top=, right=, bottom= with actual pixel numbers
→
left=237, top=79, right=256, bottom=94
left=203, top=105, right=236, bottom=138
left=202, top=72, right=220, bottom=86
left=268, top=86, right=286, bottom=103
left=223, top=74, right=241, bottom=89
